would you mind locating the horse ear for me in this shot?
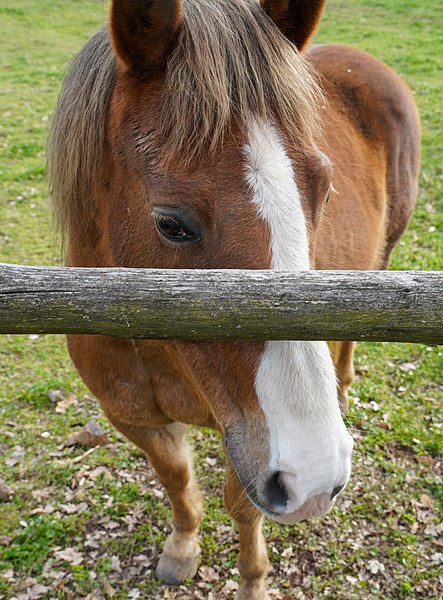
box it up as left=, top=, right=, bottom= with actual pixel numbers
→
left=110, top=0, right=182, bottom=75
left=262, top=0, right=326, bottom=51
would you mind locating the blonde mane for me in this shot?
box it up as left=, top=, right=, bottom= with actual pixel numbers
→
left=48, top=0, right=323, bottom=233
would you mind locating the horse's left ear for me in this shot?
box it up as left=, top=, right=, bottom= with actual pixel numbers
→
left=110, top=0, right=182, bottom=75
left=261, top=0, right=326, bottom=51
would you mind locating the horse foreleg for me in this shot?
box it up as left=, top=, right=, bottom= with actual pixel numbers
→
left=328, top=340, right=356, bottom=412
left=104, top=415, right=203, bottom=585
left=224, top=463, right=270, bottom=600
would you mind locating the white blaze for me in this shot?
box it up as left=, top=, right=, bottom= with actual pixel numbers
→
left=244, top=120, right=352, bottom=515
left=244, top=119, right=311, bottom=271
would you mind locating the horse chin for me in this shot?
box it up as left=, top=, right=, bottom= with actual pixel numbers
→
left=271, top=492, right=334, bottom=525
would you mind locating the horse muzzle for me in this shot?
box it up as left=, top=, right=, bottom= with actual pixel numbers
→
left=243, top=468, right=349, bottom=524
left=225, top=426, right=353, bottom=523
left=272, top=491, right=336, bottom=524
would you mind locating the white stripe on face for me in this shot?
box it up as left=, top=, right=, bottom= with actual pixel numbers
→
left=244, top=119, right=310, bottom=271
left=244, top=120, right=352, bottom=516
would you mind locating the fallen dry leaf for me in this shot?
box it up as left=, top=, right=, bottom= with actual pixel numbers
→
left=420, top=493, right=434, bottom=509
left=0, top=568, right=14, bottom=582
left=0, top=479, right=15, bottom=501
left=104, top=580, right=117, bottom=597
left=0, top=536, right=12, bottom=547
left=26, top=583, right=49, bottom=599
left=64, top=421, right=109, bottom=448
left=220, top=580, right=239, bottom=595
left=54, top=548, right=84, bottom=566
left=367, top=559, right=385, bottom=574
left=110, top=555, right=122, bottom=573
left=199, top=565, right=219, bottom=582
left=399, top=361, right=418, bottom=373
left=55, top=393, right=78, bottom=414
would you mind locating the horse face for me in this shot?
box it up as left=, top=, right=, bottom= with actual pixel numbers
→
left=107, top=92, right=353, bottom=522
left=107, top=0, right=353, bottom=523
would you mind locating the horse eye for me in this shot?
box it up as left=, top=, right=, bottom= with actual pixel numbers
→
left=153, top=211, right=200, bottom=244
left=325, top=187, right=331, bottom=205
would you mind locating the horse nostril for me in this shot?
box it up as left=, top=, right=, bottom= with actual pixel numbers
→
left=263, top=471, right=289, bottom=511
left=330, top=484, right=345, bottom=500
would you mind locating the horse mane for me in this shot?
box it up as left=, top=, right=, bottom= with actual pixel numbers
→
left=48, top=0, right=323, bottom=236
left=48, top=28, right=116, bottom=237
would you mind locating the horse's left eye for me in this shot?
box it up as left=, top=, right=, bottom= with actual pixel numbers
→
left=153, top=209, right=200, bottom=244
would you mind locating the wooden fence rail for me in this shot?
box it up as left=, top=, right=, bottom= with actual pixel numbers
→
left=0, top=264, right=441, bottom=344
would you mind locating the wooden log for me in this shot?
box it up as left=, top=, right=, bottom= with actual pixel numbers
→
left=0, top=263, right=441, bottom=344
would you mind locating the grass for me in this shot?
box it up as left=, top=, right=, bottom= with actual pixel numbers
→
left=0, top=1, right=442, bottom=598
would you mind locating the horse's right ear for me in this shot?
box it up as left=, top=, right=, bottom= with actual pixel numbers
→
left=262, top=0, right=327, bottom=51
left=110, top=0, right=182, bottom=75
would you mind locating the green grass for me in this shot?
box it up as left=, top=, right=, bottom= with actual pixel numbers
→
left=0, top=1, right=442, bottom=598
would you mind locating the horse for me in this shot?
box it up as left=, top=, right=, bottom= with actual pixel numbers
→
left=47, top=0, right=420, bottom=597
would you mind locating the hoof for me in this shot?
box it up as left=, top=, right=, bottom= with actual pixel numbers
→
left=155, top=549, right=200, bottom=585
left=235, top=581, right=270, bottom=600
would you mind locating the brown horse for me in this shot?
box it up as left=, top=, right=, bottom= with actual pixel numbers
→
left=48, top=0, right=420, bottom=597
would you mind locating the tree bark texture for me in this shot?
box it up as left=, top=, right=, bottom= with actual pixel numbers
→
left=0, top=264, right=441, bottom=344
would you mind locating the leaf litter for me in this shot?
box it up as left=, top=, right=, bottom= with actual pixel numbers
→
left=1, top=371, right=442, bottom=599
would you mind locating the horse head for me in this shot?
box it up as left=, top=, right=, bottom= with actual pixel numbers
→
left=108, top=0, right=353, bottom=523
left=53, top=0, right=353, bottom=524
